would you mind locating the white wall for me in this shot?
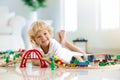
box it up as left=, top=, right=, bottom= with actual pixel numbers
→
left=37, top=0, right=61, bottom=33
left=66, top=0, right=120, bottom=53
left=0, top=0, right=31, bottom=18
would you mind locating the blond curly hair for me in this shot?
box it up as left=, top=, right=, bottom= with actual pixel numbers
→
left=28, top=21, right=53, bottom=45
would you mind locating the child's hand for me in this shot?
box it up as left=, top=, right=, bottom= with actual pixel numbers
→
left=32, top=60, right=50, bottom=66
left=32, top=60, right=40, bottom=66
left=57, top=30, right=66, bottom=45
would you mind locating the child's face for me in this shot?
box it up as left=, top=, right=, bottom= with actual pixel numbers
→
left=35, top=30, right=51, bottom=47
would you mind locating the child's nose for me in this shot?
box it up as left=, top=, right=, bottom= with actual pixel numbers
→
left=41, top=35, right=46, bottom=40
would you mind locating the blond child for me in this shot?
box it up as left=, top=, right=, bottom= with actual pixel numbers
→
left=28, top=21, right=86, bottom=66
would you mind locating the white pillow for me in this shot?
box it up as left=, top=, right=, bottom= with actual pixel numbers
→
left=0, top=7, right=16, bottom=35
left=0, top=13, right=15, bottom=34
left=7, top=12, right=16, bottom=26
left=0, top=6, right=26, bottom=35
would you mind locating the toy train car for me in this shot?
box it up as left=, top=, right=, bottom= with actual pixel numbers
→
left=69, top=61, right=89, bottom=67
left=77, top=61, right=89, bottom=67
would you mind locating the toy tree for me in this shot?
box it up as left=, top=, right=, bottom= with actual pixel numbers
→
left=3, top=54, right=7, bottom=59
left=6, top=56, right=10, bottom=63
left=51, top=57, right=55, bottom=70
left=13, top=55, right=17, bottom=65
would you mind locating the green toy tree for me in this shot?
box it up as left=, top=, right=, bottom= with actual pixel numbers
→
left=51, top=57, right=55, bottom=70
left=6, top=56, right=10, bottom=63
left=13, top=55, right=17, bottom=65
left=4, top=54, right=7, bottom=59
left=22, top=0, right=47, bottom=11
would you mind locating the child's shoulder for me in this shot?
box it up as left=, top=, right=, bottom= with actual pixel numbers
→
left=51, top=38, right=58, bottom=43
left=50, top=38, right=61, bottom=46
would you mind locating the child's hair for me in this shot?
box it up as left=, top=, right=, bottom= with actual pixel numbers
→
left=28, top=21, right=53, bottom=45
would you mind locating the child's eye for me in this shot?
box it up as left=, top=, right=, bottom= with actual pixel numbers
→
left=37, top=36, right=42, bottom=38
left=44, top=32, right=47, bottom=35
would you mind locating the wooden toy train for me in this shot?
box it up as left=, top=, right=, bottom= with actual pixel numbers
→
left=0, top=49, right=120, bottom=69
left=42, top=51, right=120, bottom=69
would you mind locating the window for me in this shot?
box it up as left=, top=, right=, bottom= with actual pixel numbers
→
left=61, top=0, right=78, bottom=31
left=97, top=0, right=119, bottom=30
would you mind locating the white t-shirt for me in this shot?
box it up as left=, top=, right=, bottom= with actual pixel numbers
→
left=32, top=39, right=83, bottom=63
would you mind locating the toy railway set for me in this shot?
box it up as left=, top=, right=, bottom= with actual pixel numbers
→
left=0, top=49, right=25, bottom=67
left=42, top=53, right=120, bottom=70
left=0, top=49, right=120, bottom=70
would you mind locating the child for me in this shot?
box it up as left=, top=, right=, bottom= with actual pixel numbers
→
left=28, top=21, right=86, bottom=66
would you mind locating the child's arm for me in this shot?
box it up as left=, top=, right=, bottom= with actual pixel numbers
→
left=32, top=56, right=50, bottom=66
left=64, top=41, right=86, bottom=54
left=57, top=30, right=86, bottom=54
left=32, top=60, right=40, bottom=66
